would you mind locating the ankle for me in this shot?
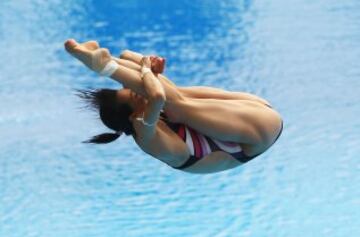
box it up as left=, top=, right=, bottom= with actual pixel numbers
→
left=91, top=48, right=112, bottom=73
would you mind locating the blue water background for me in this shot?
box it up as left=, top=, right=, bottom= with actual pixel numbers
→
left=0, top=0, right=359, bottom=236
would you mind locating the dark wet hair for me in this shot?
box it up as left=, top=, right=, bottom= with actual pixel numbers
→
left=76, top=88, right=135, bottom=144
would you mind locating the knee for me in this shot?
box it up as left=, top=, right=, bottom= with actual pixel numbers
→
left=119, top=50, right=131, bottom=59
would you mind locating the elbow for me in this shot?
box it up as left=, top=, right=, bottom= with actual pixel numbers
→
left=149, top=91, right=166, bottom=104
left=154, top=91, right=166, bottom=103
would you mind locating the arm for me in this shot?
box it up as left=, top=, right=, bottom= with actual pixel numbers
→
left=110, top=64, right=149, bottom=97
left=120, top=50, right=271, bottom=106
left=140, top=57, right=166, bottom=129
left=133, top=57, right=166, bottom=140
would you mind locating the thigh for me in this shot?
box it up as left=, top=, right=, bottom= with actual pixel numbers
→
left=169, top=98, right=282, bottom=146
left=179, top=86, right=271, bottom=106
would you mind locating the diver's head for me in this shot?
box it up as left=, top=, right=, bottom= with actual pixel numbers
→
left=76, top=88, right=144, bottom=144
left=116, top=88, right=146, bottom=111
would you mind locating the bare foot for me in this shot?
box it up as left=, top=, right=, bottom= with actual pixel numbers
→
left=64, top=39, right=112, bottom=73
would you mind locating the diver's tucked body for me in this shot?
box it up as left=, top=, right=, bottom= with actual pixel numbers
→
left=65, top=39, right=283, bottom=174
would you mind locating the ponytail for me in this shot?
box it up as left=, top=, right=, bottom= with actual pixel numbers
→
left=83, top=132, right=121, bottom=144
left=76, top=88, right=135, bottom=144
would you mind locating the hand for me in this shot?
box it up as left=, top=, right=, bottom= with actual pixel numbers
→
left=141, top=55, right=166, bottom=74
left=150, top=56, right=165, bottom=74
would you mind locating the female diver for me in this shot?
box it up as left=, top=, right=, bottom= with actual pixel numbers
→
left=65, top=39, right=283, bottom=174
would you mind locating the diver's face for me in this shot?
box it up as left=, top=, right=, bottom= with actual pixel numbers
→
left=116, top=89, right=145, bottom=109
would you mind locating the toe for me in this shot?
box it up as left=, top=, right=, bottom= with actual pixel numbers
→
left=64, top=39, right=80, bottom=53
left=83, top=40, right=100, bottom=50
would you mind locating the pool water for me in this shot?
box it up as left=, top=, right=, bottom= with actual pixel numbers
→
left=0, top=0, right=359, bottom=236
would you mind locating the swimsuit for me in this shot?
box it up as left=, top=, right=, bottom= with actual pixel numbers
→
left=162, top=106, right=283, bottom=170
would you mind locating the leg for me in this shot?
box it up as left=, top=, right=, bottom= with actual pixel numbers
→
left=178, top=86, right=272, bottom=106
left=111, top=56, right=268, bottom=143
left=65, top=39, right=183, bottom=100
left=113, top=48, right=283, bottom=151
left=112, top=58, right=141, bottom=71
left=119, top=49, right=143, bottom=65
left=169, top=98, right=282, bottom=148
left=119, top=50, right=271, bottom=106
left=65, top=40, right=281, bottom=147
left=120, top=50, right=177, bottom=87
